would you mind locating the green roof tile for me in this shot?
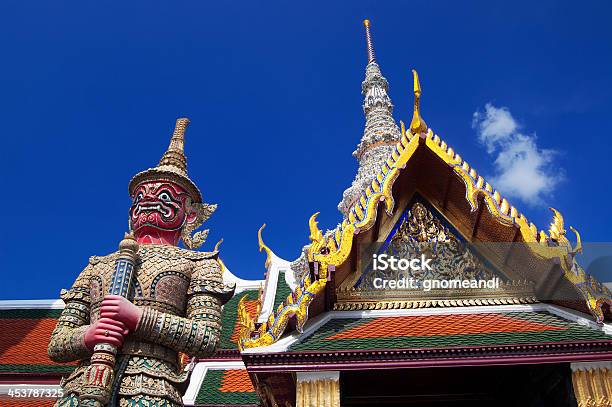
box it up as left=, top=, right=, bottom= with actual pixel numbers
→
left=289, top=312, right=611, bottom=352
left=0, top=309, right=63, bottom=319
left=195, top=369, right=259, bottom=406
left=273, top=272, right=291, bottom=311
left=0, top=364, right=75, bottom=374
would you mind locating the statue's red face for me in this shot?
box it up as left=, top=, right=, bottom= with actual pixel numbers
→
left=129, top=181, right=195, bottom=245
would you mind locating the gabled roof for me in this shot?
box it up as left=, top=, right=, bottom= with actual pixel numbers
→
left=239, top=71, right=611, bottom=350
left=242, top=304, right=612, bottom=371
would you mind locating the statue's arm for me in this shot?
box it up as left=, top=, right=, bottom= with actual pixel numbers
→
left=133, top=259, right=235, bottom=358
left=48, top=265, right=93, bottom=363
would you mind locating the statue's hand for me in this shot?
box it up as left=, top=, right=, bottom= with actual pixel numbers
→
left=100, top=295, right=143, bottom=332
left=84, top=317, right=128, bottom=351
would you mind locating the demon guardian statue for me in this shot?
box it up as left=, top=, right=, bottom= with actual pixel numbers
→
left=48, top=118, right=235, bottom=407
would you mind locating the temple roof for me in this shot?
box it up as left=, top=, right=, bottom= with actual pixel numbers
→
left=239, top=64, right=612, bottom=350
left=241, top=304, right=612, bottom=373
left=289, top=310, right=611, bottom=352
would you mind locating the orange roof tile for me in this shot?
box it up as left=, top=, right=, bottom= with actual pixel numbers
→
left=218, top=369, right=255, bottom=393
left=0, top=318, right=73, bottom=368
left=326, top=313, right=566, bottom=340
left=0, top=396, right=57, bottom=406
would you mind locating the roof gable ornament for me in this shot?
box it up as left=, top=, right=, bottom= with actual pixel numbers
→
left=410, top=69, right=428, bottom=134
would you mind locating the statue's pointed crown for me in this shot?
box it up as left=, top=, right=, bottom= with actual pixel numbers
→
left=128, top=118, right=202, bottom=202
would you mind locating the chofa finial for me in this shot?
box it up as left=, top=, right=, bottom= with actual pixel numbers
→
left=409, top=69, right=428, bottom=134
left=363, top=19, right=376, bottom=63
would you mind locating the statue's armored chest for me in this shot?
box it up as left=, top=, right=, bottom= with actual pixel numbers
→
left=88, top=246, right=208, bottom=317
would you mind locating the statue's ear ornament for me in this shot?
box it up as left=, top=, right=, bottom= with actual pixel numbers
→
left=181, top=202, right=218, bottom=249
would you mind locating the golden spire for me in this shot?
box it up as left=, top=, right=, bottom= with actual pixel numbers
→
left=409, top=69, right=428, bottom=134
left=363, top=19, right=376, bottom=63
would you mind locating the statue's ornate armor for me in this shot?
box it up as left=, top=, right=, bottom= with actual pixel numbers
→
left=49, top=245, right=233, bottom=406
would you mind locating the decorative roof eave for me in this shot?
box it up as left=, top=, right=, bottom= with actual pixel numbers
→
left=332, top=296, right=539, bottom=311
left=242, top=343, right=612, bottom=373
left=334, top=278, right=539, bottom=311
left=239, top=72, right=611, bottom=351
left=241, top=303, right=612, bottom=354
left=233, top=225, right=307, bottom=351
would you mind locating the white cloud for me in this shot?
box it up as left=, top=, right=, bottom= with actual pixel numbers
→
left=472, top=104, right=517, bottom=153
left=472, top=103, right=562, bottom=206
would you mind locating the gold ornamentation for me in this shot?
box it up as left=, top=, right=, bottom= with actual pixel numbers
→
left=361, top=202, right=496, bottom=287
left=363, top=19, right=375, bottom=63
left=296, top=378, right=340, bottom=407
left=241, top=69, right=611, bottom=349
left=333, top=296, right=538, bottom=311
left=258, top=224, right=273, bottom=268
left=240, top=215, right=356, bottom=349
left=235, top=296, right=258, bottom=351
left=422, top=129, right=611, bottom=322
left=526, top=209, right=612, bottom=323
left=308, top=213, right=325, bottom=261
left=409, top=70, right=427, bottom=134
left=572, top=367, right=612, bottom=407
left=213, top=239, right=228, bottom=274
left=213, top=239, right=223, bottom=252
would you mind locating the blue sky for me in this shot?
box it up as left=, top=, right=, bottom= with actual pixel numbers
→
left=1, top=1, right=611, bottom=299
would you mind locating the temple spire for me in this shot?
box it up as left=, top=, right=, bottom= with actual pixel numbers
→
left=363, top=19, right=376, bottom=63
left=409, top=70, right=427, bottom=134
left=338, top=19, right=401, bottom=216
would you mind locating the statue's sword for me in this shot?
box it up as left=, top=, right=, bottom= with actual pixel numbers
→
left=79, top=232, right=138, bottom=407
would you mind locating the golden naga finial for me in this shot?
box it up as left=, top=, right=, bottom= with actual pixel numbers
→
left=213, top=238, right=227, bottom=274
left=236, top=296, right=256, bottom=351
left=409, top=69, right=428, bottom=134
left=308, top=212, right=324, bottom=243
left=257, top=224, right=273, bottom=269
left=548, top=207, right=566, bottom=242
left=569, top=226, right=583, bottom=256
left=546, top=207, right=580, bottom=252
left=400, top=120, right=406, bottom=137
left=363, top=19, right=376, bottom=63
left=214, top=238, right=223, bottom=252
left=307, top=212, right=326, bottom=261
